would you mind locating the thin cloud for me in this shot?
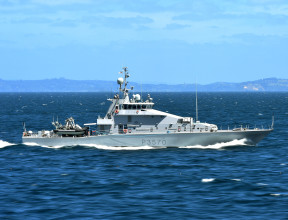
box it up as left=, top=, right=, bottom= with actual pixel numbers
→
left=30, top=0, right=92, bottom=6
left=83, top=15, right=153, bottom=29
left=0, top=0, right=287, bottom=48
left=165, top=23, right=190, bottom=30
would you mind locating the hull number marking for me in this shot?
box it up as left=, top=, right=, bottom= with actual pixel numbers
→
left=142, top=139, right=166, bottom=146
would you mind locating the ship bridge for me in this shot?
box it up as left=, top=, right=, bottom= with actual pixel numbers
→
left=98, top=67, right=197, bottom=135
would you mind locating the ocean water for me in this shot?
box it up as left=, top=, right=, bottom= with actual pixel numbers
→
left=0, top=92, right=287, bottom=219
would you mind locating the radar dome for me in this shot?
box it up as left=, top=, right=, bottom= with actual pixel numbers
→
left=117, top=77, right=124, bottom=85
left=135, top=94, right=141, bottom=101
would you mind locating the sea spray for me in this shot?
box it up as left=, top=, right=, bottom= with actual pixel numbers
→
left=0, top=140, right=15, bottom=148
left=180, top=138, right=248, bottom=149
left=42, top=144, right=165, bottom=150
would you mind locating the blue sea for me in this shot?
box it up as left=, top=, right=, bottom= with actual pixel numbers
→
left=0, top=92, right=287, bottom=219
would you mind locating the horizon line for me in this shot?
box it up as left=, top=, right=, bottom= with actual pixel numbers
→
left=0, top=77, right=284, bottom=85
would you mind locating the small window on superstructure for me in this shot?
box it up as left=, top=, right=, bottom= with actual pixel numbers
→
left=142, top=105, right=146, bottom=109
left=132, top=105, right=136, bottom=109
left=137, top=105, right=141, bottom=109
left=124, top=104, right=127, bottom=109
left=177, top=119, right=183, bottom=123
left=128, top=105, right=132, bottom=109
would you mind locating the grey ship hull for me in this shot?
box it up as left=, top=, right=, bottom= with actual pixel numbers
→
left=22, top=129, right=272, bottom=147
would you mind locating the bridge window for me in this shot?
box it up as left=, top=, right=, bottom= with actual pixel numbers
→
left=177, top=119, right=183, bottom=123
left=123, top=104, right=153, bottom=110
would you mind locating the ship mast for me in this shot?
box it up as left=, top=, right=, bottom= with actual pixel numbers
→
left=118, top=67, right=133, bottom=98
left=123, top=67, right=129, bottom=96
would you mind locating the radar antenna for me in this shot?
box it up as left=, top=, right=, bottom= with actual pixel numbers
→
left=117, top=67, right=132, bottom=97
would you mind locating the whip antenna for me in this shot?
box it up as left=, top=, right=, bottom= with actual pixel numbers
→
left=196, top=81, right=198, bottom=122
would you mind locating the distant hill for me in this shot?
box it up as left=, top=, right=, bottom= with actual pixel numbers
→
left=0, top=77, right=287, bottom=92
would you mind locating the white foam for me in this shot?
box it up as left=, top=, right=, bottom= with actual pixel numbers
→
left=22, top=142, right=41, bottom=146
left=81, top=144, right=165, bottom=151
left=202, top=178, right=215, bottom=183
left=270, top=194, right=281, bottom=196
left=231, top=179, right=242, bottom=182
left=41, top=145, right=68, bottom=149
left=0, top=140, right=15, bottom=148
left=257, top=183, right=268, bottom=186
left=26, top=143, right=165, bottom=150
left=180, top=139, right=248, bottom=149
left=23, top=142, right=65, bottom=149
left=22, top=139, right=247, bottom=150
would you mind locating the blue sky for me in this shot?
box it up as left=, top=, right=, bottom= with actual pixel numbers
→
left=0, top=0, right=287, bottom=84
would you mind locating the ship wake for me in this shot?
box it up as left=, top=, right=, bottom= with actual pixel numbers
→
left=81, top=144, right=166, bottom=150
left=0, top=140, right=16, bottom=148
left=21, top=139, right=250, bottom=150
left=23, top=142, right=166, bottom=150
left=180, top=138, right=249, bottom=149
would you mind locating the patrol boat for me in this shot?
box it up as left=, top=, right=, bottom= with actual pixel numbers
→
left=22, top=67, right=273, bottom=147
